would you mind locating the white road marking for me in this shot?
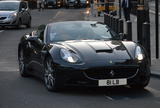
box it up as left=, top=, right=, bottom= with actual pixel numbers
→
left=146, top=87, right=160, bottom=97
left=0, top=30, right=4, bottom=33
left=104, top=95, right=114, bottom=101
left=53, top=11, right=62, bottom=19
left=0, top=61, right=18, bottom=72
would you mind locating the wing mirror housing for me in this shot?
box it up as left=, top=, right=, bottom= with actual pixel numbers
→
left=27, top=36, right=45, bottom=46
left=27, top=36, right=38, bottom=41
left=21, top=8, right=25, bottom=12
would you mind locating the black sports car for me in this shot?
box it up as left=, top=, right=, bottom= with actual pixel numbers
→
left=18, top=21, right=150, bottom=92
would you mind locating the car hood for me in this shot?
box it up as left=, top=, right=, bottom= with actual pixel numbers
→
left=55, top=40, right=134, bottom=66
left=0, top=11, right=16, bottom=17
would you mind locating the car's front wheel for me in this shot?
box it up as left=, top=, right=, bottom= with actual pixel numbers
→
left=18, top=49, right=29, bottom=77
left=16, top=19, right=22, bottom=29
left=44, top=57, right=63, bottom=92
left=0, top=26, right=5, bottom=29
left=130, top=66, right=150, bottom=89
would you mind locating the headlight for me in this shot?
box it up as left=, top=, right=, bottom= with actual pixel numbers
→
left=86, top=10, right=90, bottom=14
left=60, top=48, right=80, bottom=63
left=8, top=12, right=17, bottom=18
left=135, top=46, right=144, bottom=61
left=86, top=1, right=89, bottom=4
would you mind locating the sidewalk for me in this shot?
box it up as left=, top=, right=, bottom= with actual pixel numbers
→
left=84, top=12, right=160, bottom=77
left=150, top=59, right=160, bottom=77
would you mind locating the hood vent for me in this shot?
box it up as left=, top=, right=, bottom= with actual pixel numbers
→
left=96, top=49, right=113, bottom=53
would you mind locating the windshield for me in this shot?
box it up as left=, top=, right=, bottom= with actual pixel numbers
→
left=80, top=0, right=86, bottom=2
left=0, top=2, right=19, bottom=11
left=47, top=22, right=118, bottom=43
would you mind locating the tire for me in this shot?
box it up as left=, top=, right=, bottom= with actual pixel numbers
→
left=16, top=19, right=22, bottom=29
left=18, top=49, right=29, bottom=77
left=0, top=26, right=5, bottom=30
left=130, top=76, right=150, bottom=89
left=130, top=82, right=149, bottom=89
left=26, top=19, right=31, bottom=28
left=130, top=67, right=150, bottom=89
left=44, top=57, right=64, bottom=92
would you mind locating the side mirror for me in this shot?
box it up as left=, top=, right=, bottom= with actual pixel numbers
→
left=37, top=24, right=46, bottom=31
left=27, top=36, right=44, bottom=46
left=21, top=8, right=25, bottom=12
left=27, top=36, right=38, bottom=42
left=32, top=30, right=38, bottom=36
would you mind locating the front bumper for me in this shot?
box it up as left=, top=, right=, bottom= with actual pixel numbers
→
left=0, top=17, right=18, bottom=26
left=55, top=64, right=150, bottom=87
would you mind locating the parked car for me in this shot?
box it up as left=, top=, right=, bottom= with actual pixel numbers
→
left=79, top=0, right=89, bottom=7
left=0, top=0, right=31, bottom=28
left=18, top=21, right=150, bottom=92
left=44, top=0, right=62, bottom=8
left=64, top=0, right=79, bottom=8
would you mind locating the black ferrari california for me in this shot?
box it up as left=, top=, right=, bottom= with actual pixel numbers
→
left=18, top=21, right=150, bottom=91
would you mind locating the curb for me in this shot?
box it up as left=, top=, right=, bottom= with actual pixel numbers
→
left=151, top=70, right=160, bottom=78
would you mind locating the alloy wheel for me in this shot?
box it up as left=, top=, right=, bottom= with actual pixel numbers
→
left=44, top=58, right=56, bottom=89
left=19, top=50, right=25, bottom=74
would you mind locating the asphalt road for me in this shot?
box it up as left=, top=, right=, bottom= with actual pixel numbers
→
left=0, top=8, right=160, bottom=108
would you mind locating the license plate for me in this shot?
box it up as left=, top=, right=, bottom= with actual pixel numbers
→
left=98, top=79, right=127, bottom=86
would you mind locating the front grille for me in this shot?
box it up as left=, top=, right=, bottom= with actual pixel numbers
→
left=84, top=67, right=138, bottom=80
left=0, top=17, right=7, bottom=20
left=0, top=22, right=10, bottom=24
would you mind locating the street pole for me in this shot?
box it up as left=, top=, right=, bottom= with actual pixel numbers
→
left=137, top=4, right=145, bottom=45
left=155, top=0, right=159, bottom=59
left=119, top=0, right=121, bottom=19
left=142, top=22, right=151, bottom=62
